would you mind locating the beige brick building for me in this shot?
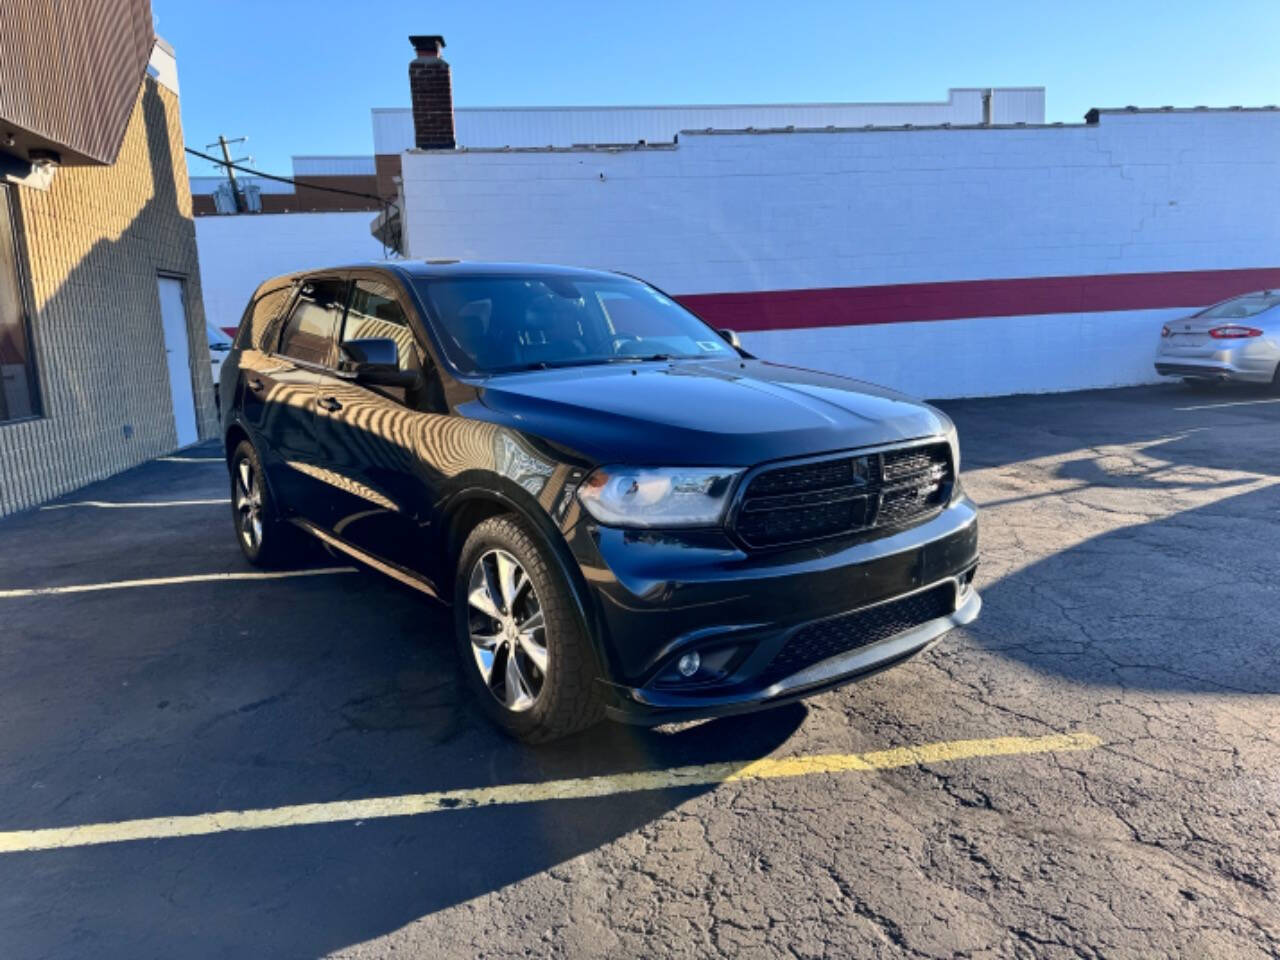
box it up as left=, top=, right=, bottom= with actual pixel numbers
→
left=0, top=19, right=216, bottom=516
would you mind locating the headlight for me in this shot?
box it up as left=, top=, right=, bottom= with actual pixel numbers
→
left=577, top=466, right=743, bottom=527
left=942, top=420, right=962, bottom=501
left=943, top=421, right=960, bottom=476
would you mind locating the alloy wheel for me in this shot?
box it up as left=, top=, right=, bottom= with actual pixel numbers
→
left=234, top=457, right=264, bottom=551
left=466, top=549, right=548, bottom=712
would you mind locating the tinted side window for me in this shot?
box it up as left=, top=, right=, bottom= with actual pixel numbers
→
left=343, top=280, right=420, bottom=372
left=278, top=279, right=347, bottom=365
left=236, top=283, right=293, bottom=352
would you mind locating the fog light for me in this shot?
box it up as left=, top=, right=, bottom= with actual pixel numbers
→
left=677, top=652, right=701, bottom=677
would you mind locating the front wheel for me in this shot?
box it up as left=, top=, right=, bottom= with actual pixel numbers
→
left=454, top=515, right=605, bottom=743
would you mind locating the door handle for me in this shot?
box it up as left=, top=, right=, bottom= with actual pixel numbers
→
left=318, top=395, right=343, bottom=412
left=247, top=378, right=264, bottom=393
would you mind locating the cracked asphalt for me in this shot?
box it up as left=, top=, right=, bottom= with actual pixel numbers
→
left=0, top=384, right=1278, bottom=958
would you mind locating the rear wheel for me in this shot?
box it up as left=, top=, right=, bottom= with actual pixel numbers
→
left=229, top=440, right=303, bottom=567
left=1271, top=362, right=1280, bottom=395
left=454, top=514, right=605, bottom=743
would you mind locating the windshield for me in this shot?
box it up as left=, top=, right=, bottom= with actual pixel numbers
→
left=414, top=274, right=734, bottom=373
left=1195, top=293, right=1280, bottom=319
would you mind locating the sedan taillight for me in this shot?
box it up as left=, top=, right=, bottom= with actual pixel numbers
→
left=1209, top=325, right=1263, bottom=339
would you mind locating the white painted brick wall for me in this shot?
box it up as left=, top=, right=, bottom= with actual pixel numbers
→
left=400, top=110, right=1280, bottom=397
left=195, top=212, right=388, bottom=332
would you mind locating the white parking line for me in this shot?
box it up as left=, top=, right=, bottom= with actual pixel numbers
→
left=0, top=567, right=358, bottom=599
left=1176, top=397, right=1280, bottom=412
left=41, top=499, right=231, bottom=511
left=157, top=456, right=223, bottom=463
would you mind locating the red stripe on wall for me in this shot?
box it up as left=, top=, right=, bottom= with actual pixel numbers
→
left=676, top=267, right=1280, bottom=332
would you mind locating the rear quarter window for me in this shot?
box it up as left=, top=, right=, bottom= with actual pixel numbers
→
left=234, top=284, right=294, bottom=352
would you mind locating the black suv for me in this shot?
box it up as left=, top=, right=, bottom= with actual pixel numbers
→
left=220, top=261, right=980, bottom=742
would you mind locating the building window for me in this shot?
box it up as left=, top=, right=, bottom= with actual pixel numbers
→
left=0, top=184, right=41, bottom=423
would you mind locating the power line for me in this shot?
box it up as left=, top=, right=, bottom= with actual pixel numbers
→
left=183, top=146, right=385, bottom=202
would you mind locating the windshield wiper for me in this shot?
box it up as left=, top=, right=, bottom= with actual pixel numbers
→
left=504, top=357, right=621, bottom=372
left=501, top=355, right=682, bottom=372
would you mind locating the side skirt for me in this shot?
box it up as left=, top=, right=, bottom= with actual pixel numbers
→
left=290, top=518, right=444, bottom=603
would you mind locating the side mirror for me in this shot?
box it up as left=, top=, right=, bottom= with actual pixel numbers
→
left=340, top=338, right=420, bottom=388
left=718, top=328, right=742, bottom=349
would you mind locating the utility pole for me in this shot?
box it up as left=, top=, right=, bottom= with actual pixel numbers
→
left=207, top=135, right=251, bottom=213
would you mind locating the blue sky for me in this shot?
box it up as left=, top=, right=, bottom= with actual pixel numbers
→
left=155, top=0, right=1280, bottom=177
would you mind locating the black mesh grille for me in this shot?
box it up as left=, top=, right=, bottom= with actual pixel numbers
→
left=761, top=584, right=955, bottom=684
left=733, top=442, right=953, bottom=548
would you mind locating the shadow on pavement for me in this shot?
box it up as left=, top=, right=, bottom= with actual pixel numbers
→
left=974, top=483, right=1280, bottom=695
left=0, top=528, right=805, bottom=957
left=956, top=384, right=1280, bottom=696
left=938, top=381, right=1280, bottom=473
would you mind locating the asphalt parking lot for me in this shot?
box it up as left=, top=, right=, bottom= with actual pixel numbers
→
left=1, top=384, right=1278, bottom=959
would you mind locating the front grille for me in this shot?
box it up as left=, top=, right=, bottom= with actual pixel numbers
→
left=760, top=583, right=954, bottom=685
left=733, top=442, right=953, bottom=548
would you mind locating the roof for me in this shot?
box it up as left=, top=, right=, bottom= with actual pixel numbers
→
left=387, top=260, right=624, bottom=281
left=261, top=260, right=628, bottom=283
left=400, top=103, right=1280, bottom=155
left=0, top=0, right=156, bottom=165
left=371, top=88, right=1046, bottom=153
left=1085, top=104, right=1280, bottom=123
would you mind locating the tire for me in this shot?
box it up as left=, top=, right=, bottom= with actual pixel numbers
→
left=454, top=514, right=605, bottom=743
left=229, top=439, right=304, bottom=568
left=1271, top=362, right=1280, bottom=395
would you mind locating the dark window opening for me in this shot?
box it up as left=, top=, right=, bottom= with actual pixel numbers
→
left=0, top=184, right=41, bottom=423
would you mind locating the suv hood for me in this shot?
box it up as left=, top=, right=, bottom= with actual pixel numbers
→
left=476, top=358, right=950, bottom=466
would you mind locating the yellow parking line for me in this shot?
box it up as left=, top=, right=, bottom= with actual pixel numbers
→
left=0, top=567, right=358, bottom=599
left=0, top=732, right=1100, bottom=854
left=40, top=499, right=231, bottom=511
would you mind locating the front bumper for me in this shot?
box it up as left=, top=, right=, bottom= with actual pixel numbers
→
left=565, top=494, right=980, bottom=724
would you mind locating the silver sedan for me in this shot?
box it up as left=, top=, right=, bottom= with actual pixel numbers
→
left=1155, top=290, right=1280, bottom=388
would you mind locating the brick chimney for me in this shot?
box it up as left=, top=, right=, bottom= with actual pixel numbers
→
left=409, top=34, right=455, bottom=150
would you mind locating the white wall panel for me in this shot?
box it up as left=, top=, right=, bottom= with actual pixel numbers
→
left=742, top=308, right=1181, bottom=400
left=195, top=212, right=389, bottom=332
left=400, top=109, right=1280, bottom=397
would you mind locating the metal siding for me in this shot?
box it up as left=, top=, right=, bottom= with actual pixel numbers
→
left=291, top=155, right=377, bottom=176
left=990, top=89, right=1047, bottom=126
left=0, top=0, right=155, bottom=165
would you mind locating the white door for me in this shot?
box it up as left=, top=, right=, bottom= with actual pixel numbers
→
left=157, top=276, right=198, bottom=447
